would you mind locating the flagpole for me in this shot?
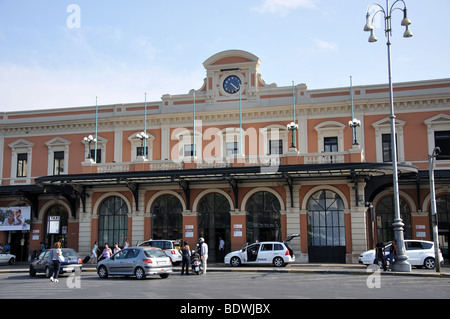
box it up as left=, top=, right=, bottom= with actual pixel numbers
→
left=144, top=93, right=147, bottom=159
left=292, top=81, right=296, bottom=148
left=350, top=76, right=355, bottom=143
left=193, top=91, right=196, bottom=159
left=94, top=96, right=98, bottom=163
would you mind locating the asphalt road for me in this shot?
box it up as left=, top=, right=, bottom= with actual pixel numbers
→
left=0, top=269, right=449, bottom=300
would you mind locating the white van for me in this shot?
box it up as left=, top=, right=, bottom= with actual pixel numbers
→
left=138, top=239, right=182, bottom=265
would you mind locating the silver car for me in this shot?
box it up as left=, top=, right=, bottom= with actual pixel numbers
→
left=97, top=247, right=172, bottom=280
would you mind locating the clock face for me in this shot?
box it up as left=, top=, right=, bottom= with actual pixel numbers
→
left=223, top=75, right=241, bottom=94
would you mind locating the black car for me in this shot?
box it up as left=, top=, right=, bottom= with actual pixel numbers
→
left=29, top=248, right=83, bottom=277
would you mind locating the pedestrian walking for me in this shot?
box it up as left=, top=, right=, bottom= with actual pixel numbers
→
left=181, top=241, right=191, bottom=275
left=218, top=237, right=225, bottom=262
left=50, top=242, right=63, bottom=283
left=90, top=241, right=98, bottom=263
left=113, top=243, right=121, bottom=254
left=99, top=243, right=112, bottom=261
left=386, top=239, right=398, bottom=270
left=375, top=241, right=387, bottom=271
left=198, top=237, right=208, bottom=274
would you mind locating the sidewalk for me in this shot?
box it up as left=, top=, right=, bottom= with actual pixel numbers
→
left=2, top=261, right=450, bottom=278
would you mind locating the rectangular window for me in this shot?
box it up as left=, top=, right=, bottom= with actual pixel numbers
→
left=324, top=137, right=338, bottom=152
left=435, top=130, right=450, bottom=160
left=17, top=153, right=28, bottom=177
left=53, top=151, right=64, bottom=175
left=269, top=139, right=283, bottom=155
left=382, top=133, right=398, bottom=162
left=307, top=210, right=345, bottom=247
left=184, top=144, right=196, bottom=157
left=136, top=146, right=148, bottom=157
left=90, top=149, right=102, bottom=163
left=226, top=142, right=238, bottom=156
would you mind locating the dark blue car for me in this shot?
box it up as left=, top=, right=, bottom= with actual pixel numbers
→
left=29, top=248, right=82, bottom=277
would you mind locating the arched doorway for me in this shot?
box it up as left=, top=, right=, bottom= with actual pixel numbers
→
left=45, top=204, right=69, bottom=248
left=307, top=189, right=346, bottom=263
left=375, top=196, right=411, bottom=243
left=198, top=192, right=231, bottom=262
left=98, top=196, right=128, bottom=248
left=245, top=191, right=281, bottom=243
left=151, top=194, right=183, bottom=240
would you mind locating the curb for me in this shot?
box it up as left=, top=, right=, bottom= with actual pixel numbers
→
left=2, top=263, right=449, bottom=278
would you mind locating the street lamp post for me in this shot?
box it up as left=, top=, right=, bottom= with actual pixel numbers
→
left=429, top=147, right=442, bottom=273
left=348, top=119, right=361, bottom=145
left=136, top=131, right=149, bottom=157
left=364, top=0, right=413, bottom=272
left=287, top=122, right=299, bottom=149
left=83, top=135, right=96, bottom=160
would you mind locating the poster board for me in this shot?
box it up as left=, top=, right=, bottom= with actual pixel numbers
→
left=0, top=206, right=31, bottom=231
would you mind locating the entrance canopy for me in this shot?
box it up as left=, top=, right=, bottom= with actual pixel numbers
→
left=34, top=162, right=418, bottom=212
left=35, top=162, right=417, bottom=187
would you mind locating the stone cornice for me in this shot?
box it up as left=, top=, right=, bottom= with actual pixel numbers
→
left=1, top=93, right=449, bottom=137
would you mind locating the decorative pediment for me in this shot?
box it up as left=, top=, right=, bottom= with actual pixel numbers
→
left=8, top=139, right=34, bottom=149
left=45, top=137, right=71, bottom=147
left=372, top=117, right=406, bottom=128
left=314, top=121, right=346, bottom=132
left=424, top=113, right=450, bottom=127
left=203, top=50, right=261, bottom=70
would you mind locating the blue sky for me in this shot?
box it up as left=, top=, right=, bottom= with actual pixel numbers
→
left=0, top=0, right=448, bottom=111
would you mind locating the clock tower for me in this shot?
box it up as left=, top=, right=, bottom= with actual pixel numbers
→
left=201, top=50, right=264, bottom=104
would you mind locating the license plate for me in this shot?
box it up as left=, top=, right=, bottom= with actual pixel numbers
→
left=63, top=267, right=74, bottom=272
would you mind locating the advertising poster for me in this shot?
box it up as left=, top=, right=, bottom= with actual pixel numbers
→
left=0, top=206, right=31, bottom=231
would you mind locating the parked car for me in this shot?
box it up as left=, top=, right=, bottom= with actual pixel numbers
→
left=224, top=234, right=299, bottom=267
left=0, top=250, right=15, bottom=265
left=137, top=239, right=182, bottom=265
left=29, top=248, right=83, bottom=277
left=358, top=240, right=444, bottom=269
left=97, top=247, right=172, bottom=280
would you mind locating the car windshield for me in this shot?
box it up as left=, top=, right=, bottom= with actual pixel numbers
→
left=144, top=249, right=167, bottom=258
left=61, top=249, right=79, bottom=259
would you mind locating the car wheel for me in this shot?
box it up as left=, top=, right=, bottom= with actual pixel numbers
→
left=273, top=257, right=285, bottom=267
left=135, top=267, right=146, bottom=280
left=45, top=266, right=51, bottom=278
left=424, top=257, right=436, bottom=269
left=97, top=265, right=108, bottom=279
left=8, top=257, right=15, bottom=265
left=230, top=256, right=241, bottom=267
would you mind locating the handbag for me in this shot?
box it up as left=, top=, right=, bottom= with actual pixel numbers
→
left=57, top=249, right=65, bottom=262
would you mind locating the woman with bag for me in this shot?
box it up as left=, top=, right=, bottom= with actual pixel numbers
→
left=50, top=242, right=64, bottom=282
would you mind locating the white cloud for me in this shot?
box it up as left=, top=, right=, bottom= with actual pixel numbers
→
left=252, top=0, right=318, bottom=15
left=314, top=39, right=338, bottom=51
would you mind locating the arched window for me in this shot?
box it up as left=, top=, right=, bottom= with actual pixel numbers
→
left=307, top=190, right=345, bottom=247
left=98, top=196, right=128, bottom=246
left=375, top=196, right=411, bottom=243
left=198, top=192, right=231, bottom=261
left=436, top=195, right=450, bottom=226
left=45, top=204, right=69, bottom=248
left=245, top=191, right=281, bottom=243
left=152, top=194, right=183, bottom=240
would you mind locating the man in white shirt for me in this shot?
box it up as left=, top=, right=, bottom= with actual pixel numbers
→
left=199, top=237, right=208, bottom=274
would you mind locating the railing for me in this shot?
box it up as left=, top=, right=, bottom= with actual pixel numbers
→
left=84, top=151, right=354, bottom=174
left=304, top=152, right=346, bottom=164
